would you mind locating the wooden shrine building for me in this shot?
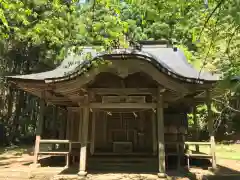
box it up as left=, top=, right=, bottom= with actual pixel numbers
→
left=6, top=41, right=219, bottom=178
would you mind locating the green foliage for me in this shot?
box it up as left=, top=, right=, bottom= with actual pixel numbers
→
left=188, top=104, right=208, bottom=130
left=0, top=0, right=239, bottom=144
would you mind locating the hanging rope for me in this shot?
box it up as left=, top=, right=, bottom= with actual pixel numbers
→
left=92, top=108, right=155, bottom=116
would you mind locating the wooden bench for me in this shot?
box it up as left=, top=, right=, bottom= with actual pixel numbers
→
left=184, top=141, right=214, bottom=169
left=38, top=139, right=81, bottom=167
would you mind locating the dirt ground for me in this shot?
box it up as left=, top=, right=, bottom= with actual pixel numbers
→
left=0, top=148, right=239, bottom=180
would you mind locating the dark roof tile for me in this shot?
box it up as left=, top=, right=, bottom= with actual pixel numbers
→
left=6, top=46, right=220, bottom=83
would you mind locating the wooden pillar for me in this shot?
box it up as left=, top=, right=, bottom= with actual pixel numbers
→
left=32, top=93, right=45, bottom=167
left=152, top=110, right=157, bottom=155
left=51, top=106, right=57, bottom=150
left=70, top=112, right=75, bottom=141
left=66, top=110, right=72, bottom=140
left=59, top=110, right=65, bottom=140
left=157, top=90, right=166, bottom=178
left=192, top=103, right=199, bottom=152
left=139, top=111, right=145, bottom=149
left=78, top=109, right=83, bottom=142
left=52, top=106, right=58, bottom=138
left=78, top=95, right=89, bottom=176
left=206, top=90, right=217, bottom=169
left=103, top=112, right=107, bottom=147
left=90, top=111, right=96, bottom=155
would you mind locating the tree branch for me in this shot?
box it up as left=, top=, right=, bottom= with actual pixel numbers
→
left=226, top=25, right=240, bottom=64
left=214, top=106, right=227, bottom=132
left=198, top=0, right=225, bottom=39
left=198, top=9, right=221, bottom=79
left=212, top=98, right=240, bottom=113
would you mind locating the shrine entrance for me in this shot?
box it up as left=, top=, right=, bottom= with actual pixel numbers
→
left=94, top=110, right=154, bottom=155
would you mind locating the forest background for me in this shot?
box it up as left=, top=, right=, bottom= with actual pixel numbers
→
left=0, top=0, right=239, bottom=145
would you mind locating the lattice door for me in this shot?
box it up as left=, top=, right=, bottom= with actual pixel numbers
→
left=106, top=112, right=138, bottom=147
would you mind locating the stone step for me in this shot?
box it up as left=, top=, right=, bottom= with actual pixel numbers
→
left=88, top=162, right=158, bottom=172
left=88, top=159, right=156, bottom=165
left=88, top=158, right=156, bottom=164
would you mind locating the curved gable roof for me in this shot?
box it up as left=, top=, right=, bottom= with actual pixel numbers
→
left=6, top=45, right=219, bottom=84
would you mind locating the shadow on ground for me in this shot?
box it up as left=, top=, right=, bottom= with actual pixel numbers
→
left=57, top=157, right=240, bottom=180
left=203, top=165, right=240, bottom=180
left=1, top=155, right=239, bottom=180
left=44, top=156, right=208, bottom=179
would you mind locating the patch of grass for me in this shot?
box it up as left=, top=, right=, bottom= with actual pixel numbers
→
left=188, top=144, right=240, bottom=160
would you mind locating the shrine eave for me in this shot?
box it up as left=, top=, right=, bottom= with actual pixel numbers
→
left=5, top=46, right=220, bottom=85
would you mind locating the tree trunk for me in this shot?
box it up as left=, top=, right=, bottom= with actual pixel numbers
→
left=7, top=87, right=14, bottom=121
left=10, top=90, right=25, bottom=143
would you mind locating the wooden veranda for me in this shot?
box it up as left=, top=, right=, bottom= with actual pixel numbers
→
left=6, top=41, right=219, bottom=178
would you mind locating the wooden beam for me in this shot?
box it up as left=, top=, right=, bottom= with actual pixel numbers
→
left=78, top=95, right=89, bottom=177
left=157, top=88, right=166, bottom=178
left=18, top=86, right=75, bottom=104
left=46, top=98, right=73, bottom=102
left=33, top=92, right=45, bottom=167
left=90, top=111, right=96, bottom=155
left=65, top=95, right=84, bottom=103
left=206, top=90, right=217, bottom=169
left=90, top=88, right=157, bottom=95
left=185, top=141, right=211, bottom=145
left=45, top=91, right=76, bottom=105
left=40, top=139, right=70, bottom=143
left=80, top=103, right=157, bottom=109
left=46, top=101, right=76, bottom=107
left=16, top=81, right=53, bottom=89
left=152, top=110, right=157, bottom=155
left=18, top=87, right=41, bottom=97
left=18, top=86, right=76, bottom=106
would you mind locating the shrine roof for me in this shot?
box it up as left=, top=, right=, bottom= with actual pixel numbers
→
left=6, top=44, right=220, bottom=84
